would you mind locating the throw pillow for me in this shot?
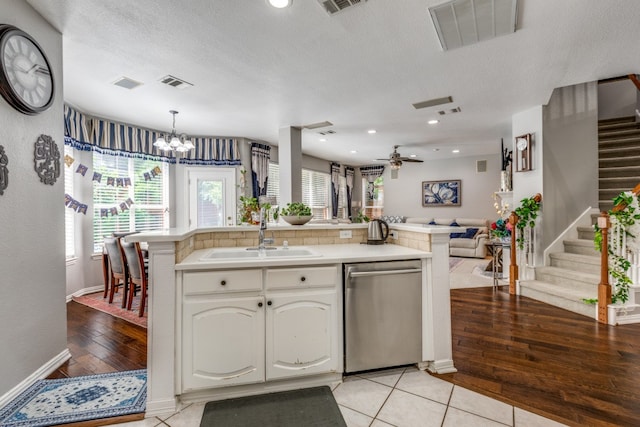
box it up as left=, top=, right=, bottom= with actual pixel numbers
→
left=450, top=221, right=464, bottom=238
left=463, top=227, right=479, bottom=239
left=428, top=220, right=436, bottom=225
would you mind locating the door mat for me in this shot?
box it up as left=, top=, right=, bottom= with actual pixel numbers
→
left=0, top=370, right=146, bottom=427
left=200, top=386, right=346, bottom=427
left=73, top=291, right=147, bottom=328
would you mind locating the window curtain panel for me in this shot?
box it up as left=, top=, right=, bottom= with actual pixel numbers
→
left=330, top=163, right=340, bottom=218
left=345, top=166, right=354, bottom=219
left=251, top=142, right=271, bottom=198
left=359, top=164, right=385, bottom=202
left=63, top=105, right=241, bottom=165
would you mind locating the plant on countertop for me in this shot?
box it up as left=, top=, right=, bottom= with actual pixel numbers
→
left=513, top=194, right=542, bottom=250
left=589, top=191, right=640, bottom=305
left=239, top=196, right=260, bottom=224
left=280, top=202, right=312, bottom=217
left=351, top=210, right=370, bottom=223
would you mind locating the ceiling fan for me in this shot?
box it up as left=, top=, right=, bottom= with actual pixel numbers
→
left=377, top=145, right=423, bottom=179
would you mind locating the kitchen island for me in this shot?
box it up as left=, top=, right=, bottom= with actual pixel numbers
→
left=126, top=222, right=457, bottom=416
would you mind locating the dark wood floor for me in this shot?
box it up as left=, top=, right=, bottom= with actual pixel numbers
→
left=437, top=286, right=640, bottom=427
left=55, top=289, right=640, bottom=426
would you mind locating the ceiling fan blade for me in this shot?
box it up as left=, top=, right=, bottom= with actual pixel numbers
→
left=375, top=158, right=390, bottom=161
left=402, top=158, right=424, bottom=163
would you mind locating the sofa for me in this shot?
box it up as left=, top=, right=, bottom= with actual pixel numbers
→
left=381, top=216, right=489, bottom=258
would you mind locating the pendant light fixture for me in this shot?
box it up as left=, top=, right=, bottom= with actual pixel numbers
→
left=153, top=110, right=195, bottom=153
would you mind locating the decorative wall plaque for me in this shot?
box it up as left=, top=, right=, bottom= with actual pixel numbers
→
left=34, top=134, right=60, bottom=185
left=0, top=144, right=8, bottom=195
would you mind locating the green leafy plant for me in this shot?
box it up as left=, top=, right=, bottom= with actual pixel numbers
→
left=280, top=202, right=311, bottom=217
left=239, top=196, right=259, bottom=224
left=514, top=194, right=541, bottom=250
left=351, top=210, right=370, bottom=223
left=590, top=191, right=640, bottom=305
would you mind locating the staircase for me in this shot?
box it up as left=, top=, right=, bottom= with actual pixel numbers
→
left=519, top=221, right=599, bottom=319
left=598, top=116, right=640, bottom=212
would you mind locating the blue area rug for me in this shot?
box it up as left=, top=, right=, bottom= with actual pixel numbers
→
left=0, top=369, right=146, bottom=427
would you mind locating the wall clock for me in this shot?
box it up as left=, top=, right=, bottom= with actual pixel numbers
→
left=515, top=133, right=532, bottom=172
left=0, top=24, right=54, bottom=115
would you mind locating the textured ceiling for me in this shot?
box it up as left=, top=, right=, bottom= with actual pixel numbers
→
left=25, top=0, right=640, bottom=166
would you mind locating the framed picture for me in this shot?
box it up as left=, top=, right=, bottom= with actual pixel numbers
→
left=422, top=180, right=461, bottom=206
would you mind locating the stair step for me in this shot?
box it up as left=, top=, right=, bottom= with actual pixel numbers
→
left=576, top=225, right=596, bottom=240
left=535, top=266, right=599, bottom=290
left=598, top=116, right=637, bottom=130
left=549, top=251, right=600, bottom=275
left=599, top=128, right=640, bottom=140
left=599, top=155, right=640, bottom=168
left=600, top=188, right=628, bottom=200
left=563, top=238, right=599, bottom=256
left=599, top=165, right=640, bottom=179
left=598, top=176, right=640, bottom=189
left=519, top=280, right=597, bottom=319
left=598, top=145, right=640, bottom=158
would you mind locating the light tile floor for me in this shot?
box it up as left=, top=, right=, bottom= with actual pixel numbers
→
left=115, top=367, right=567, bottom=427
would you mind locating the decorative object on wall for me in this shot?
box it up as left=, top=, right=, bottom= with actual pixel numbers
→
left=0, top=24, right=54, bottom=115
left=75, top=163, right=88, bottom=176
left=65, top=193, right=88, bottom=215
left=500, top=138, right=512, bottom=191
left=422, top=179, right=461, bottom=206
left=515, top=133, right=533, bottom=172
left=34, top=134, right=60, bottom=185
left=0, top=144, right=7, bottom=195
left=152, top=110, right=195, bottom=153
left=64, top=154, right=74, bottom=167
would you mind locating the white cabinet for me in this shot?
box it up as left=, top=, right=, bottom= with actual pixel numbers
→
left=180, top=265, right=340, bottom=392
left=266, top=290, right=339, bottom=380
left=182, top=295, right=264, bottom=391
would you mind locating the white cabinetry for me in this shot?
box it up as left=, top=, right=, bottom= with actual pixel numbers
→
left=180, top=265, right=340, bottom=392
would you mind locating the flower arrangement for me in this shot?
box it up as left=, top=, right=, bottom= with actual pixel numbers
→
left=490, top=218, right=512, bottom=240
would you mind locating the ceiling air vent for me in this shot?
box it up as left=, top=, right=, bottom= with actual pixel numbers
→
left=302, top=121, right=333, bottom=130
left=412, top=96, right=453, bottom=110
left=113, top=76, right=142, bottom=90
left=159, top=75, right=194, bottom=90
left=318, top=0, right=367, bottom=15
left=438, top=107, right=461, bottom=115
left=318, top=130, right=337, bottom=135
left=429, top=0, right=518, bottom=51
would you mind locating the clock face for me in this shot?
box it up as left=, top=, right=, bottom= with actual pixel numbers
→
left=516, top=138, right=528, bottom=151
left=0, top=25, right=54, bottom=115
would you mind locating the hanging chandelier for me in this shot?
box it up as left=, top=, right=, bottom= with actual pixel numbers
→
left=153, top=110, right=195, bottom=153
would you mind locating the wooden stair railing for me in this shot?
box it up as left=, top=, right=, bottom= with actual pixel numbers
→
left=629, top=74, right=640, bottom=92
left=599, top=182, right=640, bottom=324
left=508, top=193, right=542, bottom=295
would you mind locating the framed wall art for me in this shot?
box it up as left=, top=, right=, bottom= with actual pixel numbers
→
left=422, top=179, right=461, bottom=206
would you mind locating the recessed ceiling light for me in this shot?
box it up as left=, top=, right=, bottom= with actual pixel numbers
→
left=368, top=129, right=377, bottom=134
left=409, top=154, right=417, bottom=158
left=350, top=150, right=357, bottom=154
left=433, top=148, right=440, bottom=152
left=268, top=0, right=291, bottom=8
left=428, top=119, right=439, bottom=125
left=452, top=149, right=460, bottom=153
left=319, top=138, right=327, bottom=142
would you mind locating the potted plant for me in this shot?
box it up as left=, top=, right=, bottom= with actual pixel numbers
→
left=513, top=193, right=542, bottom=250
left=280, top=202, right=313, bottom=225
left=239, top=196, right=260, bottom=225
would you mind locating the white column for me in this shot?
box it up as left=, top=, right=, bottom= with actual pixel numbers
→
left=278, top=126, right=302, bottom=206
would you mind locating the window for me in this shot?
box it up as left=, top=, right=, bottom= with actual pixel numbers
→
left=363, top=176, right=384, bottom=219
left=266, top=163, right=333, bottom=219
left=92, top=152, right=168, bottom=253
left=337, top=175, right=347, bottom=219
left=188, top=168, right=236, bottom=228
left=64, top=145, right=75, bottom=258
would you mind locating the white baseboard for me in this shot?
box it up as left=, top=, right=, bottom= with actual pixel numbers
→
left=66, top=285, right=103, bottom=303
left=423, top=359, right=457, bottom=374
left=0, top=348, right=72, bottom=408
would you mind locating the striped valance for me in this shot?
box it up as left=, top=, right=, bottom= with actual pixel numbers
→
left=63, top=105, right=241, bottom=165
left=359, top=165, right=385, bottom=182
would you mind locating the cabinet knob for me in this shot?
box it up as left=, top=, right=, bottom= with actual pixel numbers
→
left=258, top=302, right=263, bottom=307
left=300, top=276, right=306, bottom=282
left=267, top=300, right=272, bottom=306
left=220, top=280, right=226, bottom=286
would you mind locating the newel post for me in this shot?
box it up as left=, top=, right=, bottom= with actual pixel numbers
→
left=597, top=212, right=611, bottom=324
left=508, top=211, right=518, bottom=295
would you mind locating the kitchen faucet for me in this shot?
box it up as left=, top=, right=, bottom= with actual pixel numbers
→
left=258, top=207, right=275, bottom=250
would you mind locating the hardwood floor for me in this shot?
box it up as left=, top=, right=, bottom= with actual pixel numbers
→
left=47, top=301, right=146, bottom=378
left=54, top=289, right=640, bottom=426
left=437, top=286, right=640, bottom=427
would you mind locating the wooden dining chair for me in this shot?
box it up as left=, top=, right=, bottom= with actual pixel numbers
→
left=103, top=236, right=129, bottom=308
left=121, top=240, right=148, bottom=317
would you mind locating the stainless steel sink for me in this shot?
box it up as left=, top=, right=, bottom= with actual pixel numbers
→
left=200, top=247, right=321, bottom=260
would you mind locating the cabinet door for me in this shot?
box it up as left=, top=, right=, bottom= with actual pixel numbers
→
left=182, top=296, right=264, bottom=391
left=265, top=290, right=339, bottom=380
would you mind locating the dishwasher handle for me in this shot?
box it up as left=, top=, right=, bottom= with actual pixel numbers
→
left=347, top=268, right=422, bottom=279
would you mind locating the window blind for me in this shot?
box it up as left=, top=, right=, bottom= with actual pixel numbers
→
left=64, top=145, right=75, bottom=258
left=266, top=163, right=332, bottom=219
left=92, top=152, right=168, bottom=253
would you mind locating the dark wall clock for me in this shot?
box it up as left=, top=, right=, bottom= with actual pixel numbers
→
left=515, top=133, right=533, bottom=172
left=0, top=24, right=54, bottom=115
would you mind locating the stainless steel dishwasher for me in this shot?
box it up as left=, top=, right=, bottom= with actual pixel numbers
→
left=344, top=260, right=422, bottom=373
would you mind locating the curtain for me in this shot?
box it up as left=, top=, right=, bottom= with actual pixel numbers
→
left=63, top=105, right=241, bottom=165
left=359, top=164, right=385, bottom=202
left=251, top=142, right=271, bottom=198
left=345, top=166, right=354, bottom=219
left=330, top=163, right=340, bottom=218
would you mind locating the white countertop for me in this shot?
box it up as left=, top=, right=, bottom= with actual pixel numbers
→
left=176, top=243, right=431, bottom=270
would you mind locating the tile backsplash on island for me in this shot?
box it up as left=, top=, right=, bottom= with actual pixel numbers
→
left=174, top=226, right=431, bottom=263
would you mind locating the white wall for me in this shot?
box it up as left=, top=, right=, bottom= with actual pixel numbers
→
left=0, top=1, right=67, bottom=396
left=598, top=79, right=637, bottom=120
left=383, top=154, right=501, bottom=220
left=542, top=82, right=599, bottom=249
